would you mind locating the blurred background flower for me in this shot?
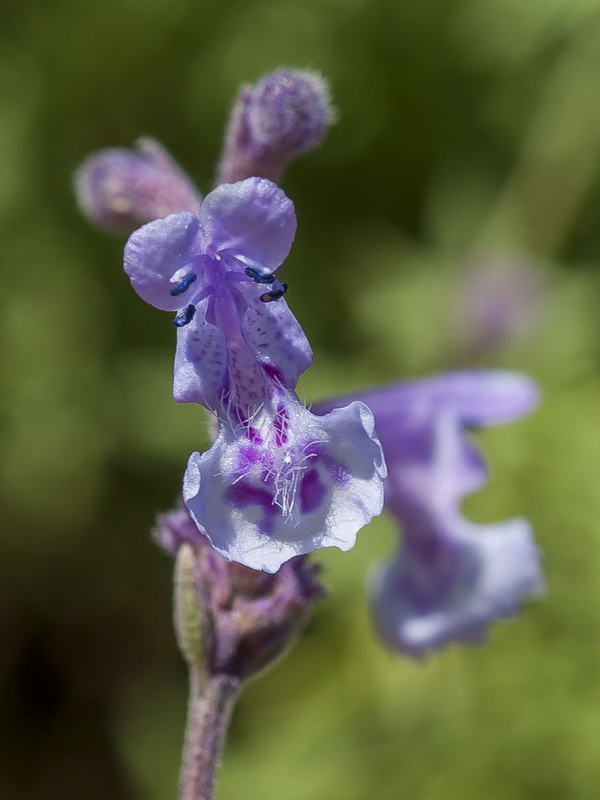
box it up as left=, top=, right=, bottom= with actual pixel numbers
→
left=1, top=0, right=599, bottom=798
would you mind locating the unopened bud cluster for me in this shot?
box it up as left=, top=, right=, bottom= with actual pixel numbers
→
left=160, top=505, right=325, bottom=681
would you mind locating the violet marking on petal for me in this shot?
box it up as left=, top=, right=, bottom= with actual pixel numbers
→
left=170, top=272, right=198, bottom=296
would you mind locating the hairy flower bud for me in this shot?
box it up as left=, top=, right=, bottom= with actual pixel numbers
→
left=218, top=69, right=335, bottom=184
left=163, top=505, right=325, bottom=680
left=248, top=70, right=333, bottom=156
left=75, top=137, right=201, bottom=231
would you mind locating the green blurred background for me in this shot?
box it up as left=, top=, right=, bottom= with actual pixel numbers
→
left=1, top=1, right=599, bottom=798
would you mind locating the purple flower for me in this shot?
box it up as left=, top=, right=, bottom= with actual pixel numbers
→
left=75, top=138, right=201, bottom=231
left=316, top=371, right=544, bottom=657
left=124, top=177, right=309, bottom=411
left=124, top=177, right=386, bottom=572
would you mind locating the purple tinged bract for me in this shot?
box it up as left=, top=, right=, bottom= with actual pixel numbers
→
left=316, top=371, right=544, bottom=658
left=124, top=177, right=386, bottom=572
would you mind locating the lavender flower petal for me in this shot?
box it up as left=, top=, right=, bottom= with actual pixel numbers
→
left=198, top=178, right=296, bottom=273
left=239, top=287, right=313, bottom=390
left=319, top=371, right=539, bottom=432
left=183, top=398, right=386, bottom=573
left=371, top=517, right=543, bottom=658
left=124, top=211, right=202, bottom=310
left=173, top=308, right=231, bottom=408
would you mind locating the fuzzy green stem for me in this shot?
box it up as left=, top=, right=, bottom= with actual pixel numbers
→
left=178, top=670, right=240, bottom=800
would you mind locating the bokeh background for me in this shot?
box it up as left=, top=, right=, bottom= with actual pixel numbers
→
left=2, top=1, right=599, bottom=798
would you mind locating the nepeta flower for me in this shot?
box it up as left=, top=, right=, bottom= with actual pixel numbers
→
left=124, top=177, right=307, bottom=410
left=124, top=177, right=385, bottom=572
left=317, top=371, right=544, bottom=657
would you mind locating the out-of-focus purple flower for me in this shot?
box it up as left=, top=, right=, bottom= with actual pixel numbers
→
left=125, top=176, right=386, bottom=572
left=75, top=138, right=201, bottom=231
left=218, top=69, right=335, bottom=184
left=163, top=504, right=325, bottom=680
left=453, top=255, right=546, bottom=360
left=316, top=371, right=544, bottom=658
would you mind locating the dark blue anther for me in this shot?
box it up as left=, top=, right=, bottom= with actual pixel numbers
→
left=260, top=281, right=288, bottom=303
left=169, top=272, right=197, bottom=296
left=245, top=266, right=276, bottom=285
left=173, top=304, right=196, bottom=327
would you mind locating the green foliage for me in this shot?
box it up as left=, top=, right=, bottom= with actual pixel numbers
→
left=1, top=0, right=599, bottom=797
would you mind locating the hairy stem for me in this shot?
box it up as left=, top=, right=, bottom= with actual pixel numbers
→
left=178, top=670, right=240, bottom=800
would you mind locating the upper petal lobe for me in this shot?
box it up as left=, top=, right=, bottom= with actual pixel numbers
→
left=199, top=178, right=296, bottom=272
left=124, top=211, right=201, bottom=310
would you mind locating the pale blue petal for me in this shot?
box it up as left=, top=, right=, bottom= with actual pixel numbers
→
left=183, top=397, right=385, bottom=572
left=173, top=303, right=229, bottom=408
left=240, top=289, right=313, bottom=389
left=370, top=517, right=544, bottom=658
left=321, top=371, right=539, bottom=432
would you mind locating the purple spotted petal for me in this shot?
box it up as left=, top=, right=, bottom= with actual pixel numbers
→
left=173, top=303, right=230, bottom=408
left=124, top=211, right=202, bottom=310
left=238, top=286, right=313, bottom=389
left=380, top=408, right=490, bottom=519
left=198, top=178, right=296, bottom=273
left=370, top=517, right=544, bottom=658
left=182, top=397, right=386, bottom=572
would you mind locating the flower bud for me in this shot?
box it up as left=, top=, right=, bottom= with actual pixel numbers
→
left=248, top=70, right=333, bottom=156
left=162, top=504, right=325, bottom=681
left=218, top=69, right=335, bottom=184
left=75, top=137, right=201, bottom=232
